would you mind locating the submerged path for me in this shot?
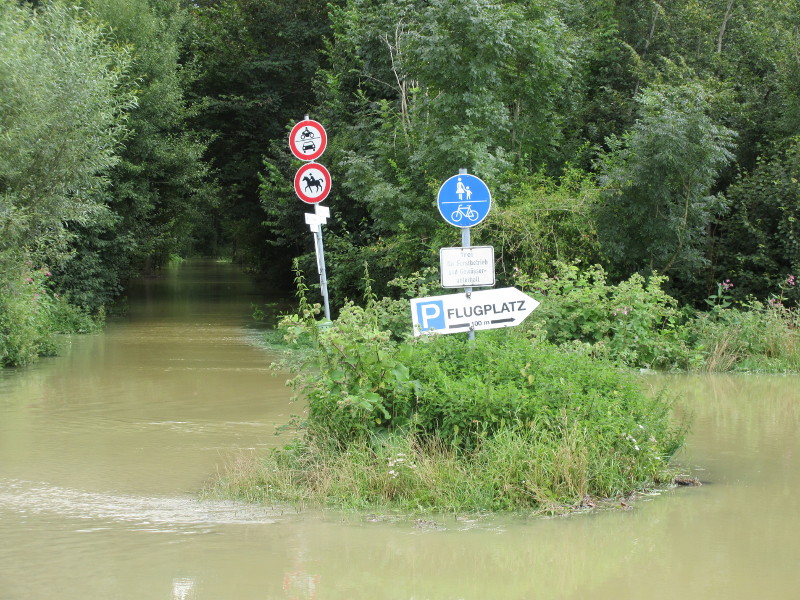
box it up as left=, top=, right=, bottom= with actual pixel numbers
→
left=1, top=260, right=800, bottom=599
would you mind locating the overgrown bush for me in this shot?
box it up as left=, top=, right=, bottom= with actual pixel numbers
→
left=250, top=269, right=684, bottom=512
left=521, top=261, right=696, bottom=369
left=483, top=166, right=601, bottom=280
left=690, top=299, right=800, bottom=372
left=0, top=261, right=100, bottom=367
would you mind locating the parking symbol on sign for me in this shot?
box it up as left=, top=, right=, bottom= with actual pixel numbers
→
left=416, top=300, right=445, bottom=332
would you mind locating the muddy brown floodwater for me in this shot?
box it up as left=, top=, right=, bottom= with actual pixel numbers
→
left=1, top=259, right=799, bottom=599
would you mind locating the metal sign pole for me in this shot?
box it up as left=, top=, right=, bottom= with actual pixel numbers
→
left=316, top=226, right=331, bottom=321
left=459, top=168, right=475, bottom=341
left=292, top=114, right=332, bottom=322
left=305, top=204, right=332, bottom=322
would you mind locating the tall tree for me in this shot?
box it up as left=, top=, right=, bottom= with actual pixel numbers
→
left=188, top=0, right=331, bottom=270
left=0, top=0, right=134, bottom=364
left=0, top=0, right=133, bottom=265
left=54, top=0, right=214, bottom=310
left=595, top=81, right=735, bottom=281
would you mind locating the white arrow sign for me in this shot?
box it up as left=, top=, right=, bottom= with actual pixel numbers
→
left=410, top=287, right=539, bottom=336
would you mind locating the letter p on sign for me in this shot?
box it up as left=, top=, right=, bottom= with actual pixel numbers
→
left=415, top=300, right=445, bottom=333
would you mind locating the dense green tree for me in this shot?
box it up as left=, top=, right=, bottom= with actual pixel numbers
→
left=595, top=81, right=736, bottom=283
left=53, top=0, right=215, bottom=310
left=712, top=140, right=800, bottom=304
left=288, top=0, right=577, bottom=303
left=0, top=0, right=133, bottom=364
left=0, top=0, right=133, bottom=264
left=320, top=0, right=571, bottom=231
left=188, top=0, right=331, bottom=271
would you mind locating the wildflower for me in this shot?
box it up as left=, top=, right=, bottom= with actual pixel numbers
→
left=388, top=470, right=398, bottom=479
left=45, top=271, right=51, bottom=277
left=788, top=274, right=796, bottom=287
left=722, top=279, right=733, bottom=290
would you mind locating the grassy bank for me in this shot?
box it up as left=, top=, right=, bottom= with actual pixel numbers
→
left=210, top=274, right=685, bottom=514
left=211, top=421, right=680, bottom=514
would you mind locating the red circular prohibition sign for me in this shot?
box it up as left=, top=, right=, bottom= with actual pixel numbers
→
left=289, top=119, right=327, bottom=162
left=294, top=162, right=331, bottom=204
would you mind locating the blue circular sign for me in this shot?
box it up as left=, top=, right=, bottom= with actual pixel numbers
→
left=437, top=173, right=491, bottom=227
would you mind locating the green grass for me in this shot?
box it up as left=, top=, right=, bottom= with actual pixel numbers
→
left=208, top=419, right=680, bottom=515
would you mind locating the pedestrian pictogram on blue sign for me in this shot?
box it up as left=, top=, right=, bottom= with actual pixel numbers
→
left=437, top=173, right=491, bottom=227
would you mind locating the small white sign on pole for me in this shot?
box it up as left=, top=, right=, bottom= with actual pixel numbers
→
left=440, top=246, right=495, bottom=288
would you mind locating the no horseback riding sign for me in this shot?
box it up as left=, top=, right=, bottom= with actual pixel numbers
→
left=294, top=162, right=331, bottom=204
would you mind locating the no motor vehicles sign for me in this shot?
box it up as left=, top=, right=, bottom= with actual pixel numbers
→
left=289, top=119, right=327, bottom=161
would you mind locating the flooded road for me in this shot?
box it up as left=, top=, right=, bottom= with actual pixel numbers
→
left=1, top=260, right=799, bottom=599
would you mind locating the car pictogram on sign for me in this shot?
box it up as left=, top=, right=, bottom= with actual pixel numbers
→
left=289, top=120, right=327, bottom=161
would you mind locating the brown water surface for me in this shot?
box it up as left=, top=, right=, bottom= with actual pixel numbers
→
left=1, top=260, right=799, bottom=599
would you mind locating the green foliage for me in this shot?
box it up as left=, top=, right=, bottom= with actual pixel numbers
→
left=516, top=261, right=800, bottom=373
left=712, top=140, right=800, bottom=305
left=0, top=260, right=99, bottom=367
left=230, top=272, right=684, bottom=512
left=188, top=0, right=330, bottom=269
left=689, top=296, right=800, bottom=373
left=310, top=0, right=574, bottom=264
left=52, top=0, right=215, bottom=313
left=484, top=167, right=601, bottom=280
left=213, top=420, right=679, bottom=513
left=0, top=0, right=134, bottom=264
left=0, top=262, right=55, bottom=367
left=269, top=266, right=683, bottom=507
left=402, top=331, right=681, bottom=456
left=525, top=262, right=693, bottom=369
left=278, top=281, right=417, bottom=443
left=0, top=0, right=131, bottom=364
left=595, top=80, right=736, bottom=280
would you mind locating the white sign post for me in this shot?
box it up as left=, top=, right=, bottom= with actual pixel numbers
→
left=440, top=246, right=495, bottom=288
left=410, top=287, right=539, bottom=336
left=304, top=204, right=331, bottom=320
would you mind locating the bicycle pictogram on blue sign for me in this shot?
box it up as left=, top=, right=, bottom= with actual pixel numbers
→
left=437, top=174, right=491, bottom=228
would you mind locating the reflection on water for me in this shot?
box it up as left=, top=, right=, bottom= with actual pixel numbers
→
left=1, top=261, right=800, bottom=599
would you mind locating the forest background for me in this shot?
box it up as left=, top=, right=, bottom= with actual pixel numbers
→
left=2, top=0, right=800, bottom=368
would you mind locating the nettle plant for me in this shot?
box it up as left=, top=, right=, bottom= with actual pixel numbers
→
left=522, top=262, right=691, bottom=369
left=275, top=264, right=421, bottom=444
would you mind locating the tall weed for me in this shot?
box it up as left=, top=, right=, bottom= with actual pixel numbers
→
left=522, top=262, right=694, bottom=369
left=0, top=260, right=101, bottom=367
